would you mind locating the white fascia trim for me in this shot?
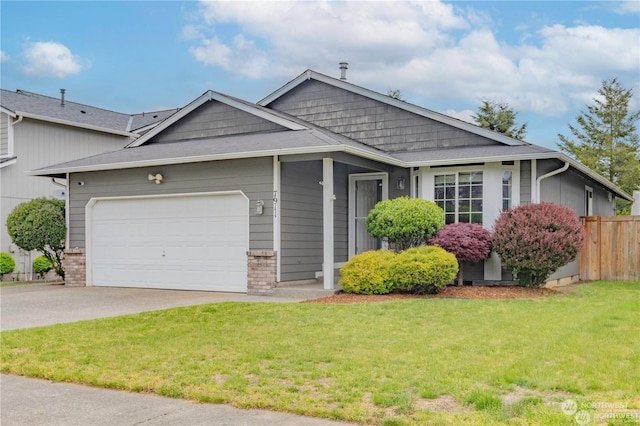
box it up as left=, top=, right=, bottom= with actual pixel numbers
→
left=26, top=144, right=403, bottom=176
left=405, top=152, right=561, bottom=167
left=258, top=70, right=312, bottom=105
left=259, top=70, right=525, bottom=147
left=557, top=153, right=633, bottom=201
left=0, top=106, right=17, bottom=117
left=0, top=158, right=17, bottom=168
left=13, top=111, right=138, bottom=137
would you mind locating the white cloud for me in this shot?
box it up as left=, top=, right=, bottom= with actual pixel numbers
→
left=444, top=109, right=476, bottom=124
left=22, top=41, right=83, bottom=78
left=0, top=51, right=8, bottom=62
left=186, top=0, right=640, bottom=117
left=611, top=0, right=640, bottom=14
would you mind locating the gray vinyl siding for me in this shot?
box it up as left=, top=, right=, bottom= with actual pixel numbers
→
left=68, top=158, right=273, bottom=249
left=519, top=160, right=532, bottom=204
left=268, top=80, right=500, bottom=152
left=280, top=161, right=323, bottom=281
left=150, top=101, right=286, bottom=143
left=0, top=113, right=8, bottom=156
left=535, top=158, right=613, bottom=280
left=334, top=163, right=349, bottom=263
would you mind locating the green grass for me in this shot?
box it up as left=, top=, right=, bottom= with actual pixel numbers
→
left=2, top=281, right=639, bottom=425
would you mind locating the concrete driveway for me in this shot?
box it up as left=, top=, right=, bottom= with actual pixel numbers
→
left=0, top=284, right=351, bottom=426
left=0, top=283, right=305, bottom=331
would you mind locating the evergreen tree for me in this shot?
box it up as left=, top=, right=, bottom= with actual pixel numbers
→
left=558, top=78, right=640, bottom=214
left=473, top=100, right=528, bottom=140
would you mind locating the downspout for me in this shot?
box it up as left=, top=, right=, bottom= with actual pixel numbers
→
left=51, top=178, right=66, bottom=187
left=11, top=115, right=24, bottom=126
left=536, top=162, right=569, bottom=203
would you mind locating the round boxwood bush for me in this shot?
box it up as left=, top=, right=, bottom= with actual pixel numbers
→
left=366, top=197, right=444, bottom=252
left=389, top=246, right=458, bottom=294
left=0, top=252, right=16, bottom=277
left=33, top=255, right=53, bottom=275
left=339, top=250, right=397, bottom=294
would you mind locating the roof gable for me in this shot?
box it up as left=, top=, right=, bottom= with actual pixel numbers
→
left=129, top=91, right=308, bottom=147
left=259, top=70, right=527, bottom=150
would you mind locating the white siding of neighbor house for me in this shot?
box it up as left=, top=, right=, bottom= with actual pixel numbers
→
left=1, top=118, right=129, bottom=271
left=68, top=158, right=274, bottom=251
left=0, top=113, right=9, bottom=157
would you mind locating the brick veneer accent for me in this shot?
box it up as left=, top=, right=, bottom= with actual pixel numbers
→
left=247, top=250, right=277, bottom=296
left=63, top=248, right=86, bottom=287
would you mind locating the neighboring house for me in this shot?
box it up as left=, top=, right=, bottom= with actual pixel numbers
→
left=29, top=70, right=633, bottom=293
left=0, top=89, right=177, bottom=277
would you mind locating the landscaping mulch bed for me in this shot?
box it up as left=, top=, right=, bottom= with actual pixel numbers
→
left=306, top=285, right=560, bottom=304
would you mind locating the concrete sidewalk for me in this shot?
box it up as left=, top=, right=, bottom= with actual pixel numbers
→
left=0, top=375, right=352, bottom=426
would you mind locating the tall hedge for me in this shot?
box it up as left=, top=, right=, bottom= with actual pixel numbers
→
left=493, top=202, right=585, bottom=287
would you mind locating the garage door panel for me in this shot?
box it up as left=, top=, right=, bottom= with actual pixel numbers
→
left=89, top=193, right=250, bottom=292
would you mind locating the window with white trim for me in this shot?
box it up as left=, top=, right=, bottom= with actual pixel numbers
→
left=434, top=171, right=483, bottom=224
left=502, top=170, right=513, bottom=210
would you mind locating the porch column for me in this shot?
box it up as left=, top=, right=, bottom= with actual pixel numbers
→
left=322, top=157, right=335, bottom=289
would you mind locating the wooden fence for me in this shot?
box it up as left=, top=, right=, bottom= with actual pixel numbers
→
left=580, top=216, right=640, bottom=281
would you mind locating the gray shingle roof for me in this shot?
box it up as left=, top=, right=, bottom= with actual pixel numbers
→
left=0, top=89, right=177, bottom=133
left=30, top=129, right=395, bottom=176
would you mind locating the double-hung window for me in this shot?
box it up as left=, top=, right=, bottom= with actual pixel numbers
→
left=434, top=171, right=483, bottom=224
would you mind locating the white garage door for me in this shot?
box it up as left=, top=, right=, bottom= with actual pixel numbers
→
left=87, top=192, right=249, bottom=292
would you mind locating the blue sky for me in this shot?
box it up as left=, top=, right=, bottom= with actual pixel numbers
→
left=1, top=1, right=638, bottom=149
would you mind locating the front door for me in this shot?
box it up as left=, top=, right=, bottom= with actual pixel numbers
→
left=349, top=173, right=389, bottom=256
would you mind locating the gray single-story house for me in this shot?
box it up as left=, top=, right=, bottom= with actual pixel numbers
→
left=30, top=69, right=633, bottom=293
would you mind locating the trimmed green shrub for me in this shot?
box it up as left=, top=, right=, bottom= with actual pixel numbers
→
left=493, top=202, right=585, bottom=287
left=0, top=252, right=16, bottom=277
left=366, top=197, right=444, bottom=252
left=339, top=250, right=397, bottom=294
left=6, top=197, right=66, bottom=278
left=390, top=246, right=458, bottom=294
left=33, top=255, right=53, bottom=275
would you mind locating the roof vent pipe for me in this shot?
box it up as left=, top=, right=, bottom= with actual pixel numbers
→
left=60, top=88, right=66, bottom=107
left=339, top=62, right=348, bottom=81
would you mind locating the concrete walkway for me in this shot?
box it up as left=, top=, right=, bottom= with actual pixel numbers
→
left=0, top=284, right=351, bottom=425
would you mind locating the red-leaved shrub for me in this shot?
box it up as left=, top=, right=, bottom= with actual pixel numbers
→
left=493, top=202, right=585, bottom=287
left=429, top=222, right=492, bottom=285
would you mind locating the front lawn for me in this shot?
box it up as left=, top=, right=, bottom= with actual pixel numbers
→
left=2, top=281, right=639, bottom=425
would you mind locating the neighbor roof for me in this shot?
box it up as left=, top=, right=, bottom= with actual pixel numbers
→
left=0, top=89, right=177, bottom=136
